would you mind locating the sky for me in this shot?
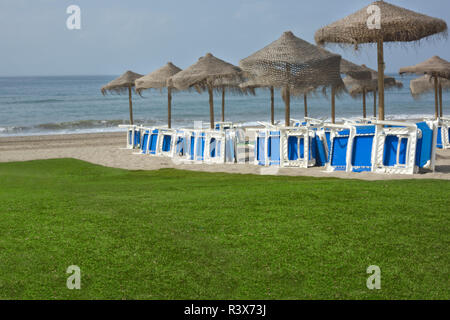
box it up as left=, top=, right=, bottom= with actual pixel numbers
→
left=0, top=0, right=449, bottom=76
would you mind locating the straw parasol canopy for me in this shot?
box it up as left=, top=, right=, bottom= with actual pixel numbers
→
left=135, top=62, right=182, bottom=128
left=315, top=0, right=448, bottom=120
left=344, top=65, right=402, bottom=118
left=410, top=75, right=450, bottom=117
left=411, top=75, right=450, bottom=97
left=399, top=56, right=450, bottom=80
left=101, top=70, right=143, bottom=124
left=400, top=56, right=450, bottom=118
left=340, top=58, right=372, bottom=80
left=240, top=31, right=345, bottom=125
left=170, top=53, right=246, bottom=128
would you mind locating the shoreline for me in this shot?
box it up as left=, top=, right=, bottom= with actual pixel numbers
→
left=0, top=131, right=449, bottom=181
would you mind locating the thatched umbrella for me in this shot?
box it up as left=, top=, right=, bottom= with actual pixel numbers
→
left=135, top=62, right=182, bottom=128
left=240, top=31, right=344, bottom=125
left=400, top=56, right=450, bottom=118
left=410, top=75, right=450, bottom=117
left=101, top=70, right=143, bottom=124
left=340, top=59, right=373, bottom=118
left=239, top=78, right=278, bottom=124
left=171, top=53, right=245, bottom=129
left=315, top=0, right=447, bottom=120
left=344, top=65, right=402, bottom=118
left=340, top=58, right=372, bottom=80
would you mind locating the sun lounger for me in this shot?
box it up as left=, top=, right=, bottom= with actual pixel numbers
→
left=415, top=121, right=437, bottom=171
left=326, top=125, right=353, bottom=172
left=371, top=121, right=421, bottom=174
left=251, top=122, right=317, bottom=168
left=438, top=117, right=450, bottom=149
left=118, top=124, right=142, bottom=149
left=204, top=130, right=226, bottom=163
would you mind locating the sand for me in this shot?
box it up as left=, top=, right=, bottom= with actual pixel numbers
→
left=0, top=131, right=449, bottom=181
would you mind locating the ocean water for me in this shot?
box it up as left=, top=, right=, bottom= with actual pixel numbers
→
left=0, top=75, right=444, bottom=136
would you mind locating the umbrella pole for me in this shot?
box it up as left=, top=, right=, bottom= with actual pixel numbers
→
left=168, top=86, right=172, bottom=128
left=270, top=86, right=275, bottom=124
left=439, top=81, right=443, bottom=118
left=208, top=84, right=215, bottom=129
left=128, top=85, right=134, bottom=125
left=377, top=38, right=385, bottom=121
left=373, top=89, right=377, bottom=118
left=304, top=94, right=308, bottom=118
left=331, top=87, right=336, bottom=124
left=285, top=85, right=290, bottom=127
left=221, top=88, right=225, bottom=122
left=434, top=76, right=439, bottom=119
left=362, top=88, right=366, bottom=119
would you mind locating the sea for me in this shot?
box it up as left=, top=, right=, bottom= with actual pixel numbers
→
left=0, top=74, right=443, bottom=137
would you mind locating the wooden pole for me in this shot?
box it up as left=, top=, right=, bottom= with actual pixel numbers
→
left=362, top=88, right=366, bottom=119
left=285, top=63, right=291, bottom=127
left=304, top=94, right=308, bottom=118
left=434, top=76, right=439, bottom=119
left=208, top=84, right=214, bottom=129
left=285, top=85, right=290, bottom=127
left=331, top=87, right=336, bottom=124
left=167, top=86, right=172, bottom=128
left=221, top=87, right=225, bottom=122
left=128, top=85, right=134, bottom=125
left=270, top=86, right=275, bottom=125
left=439, top=81, right=443, bottom=118
left=377, top=38, right=385, bottom=120
left=373, top=89, right=377, bottom=118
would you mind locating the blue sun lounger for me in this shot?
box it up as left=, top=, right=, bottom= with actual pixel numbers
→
left=371, top=120, right=424, bottom=174
left=183, top=131, right=206, bottom=162
left=254, top=130, right=281, bottom=166
left=415, top=121, right=437, bottom=170
left=437, top=117, right=450, bottom=149
left=204, top=130, right=226, bottom=163
left=118, top=124, right=141, bottom=149
left=140, top=129, right=150, bottom=154
left=326, top=127, right=352, bottom=172
left=350, top=125, right=376, bottom=172
left=283, top=128, right=317, bottom=167
left=326, top=124, right=376, bottom=173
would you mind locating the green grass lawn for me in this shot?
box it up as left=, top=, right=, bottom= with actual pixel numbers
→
left=0, top=158, right=448, bottom=299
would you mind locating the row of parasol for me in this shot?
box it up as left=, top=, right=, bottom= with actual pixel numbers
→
left=101, top=1, right=449, bottom=128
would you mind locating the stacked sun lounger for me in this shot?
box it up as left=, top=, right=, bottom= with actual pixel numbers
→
left=250, top=118, right=438, bottom=174
left=437, top=117, right=450, bottom=149
left=120, top=117, right=438, bottom=175
left=123, top=123, right=243, bottom=164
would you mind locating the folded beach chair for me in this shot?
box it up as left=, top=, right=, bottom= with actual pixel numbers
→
left=204, top=130, right=226, bottom=164
left=118, top=124, right=141, bottom=149
left=371, top=120, right=421, bottom=174
left=154, top=128, right=176, bottom=157
left=139, top=128, right=151, bottom=154
left=437, top=117, right=450, bottom=149
left=147, top=129, right=160, bottom=155
left=325, top=125, right=354, bottom=172
left=415, top=121, right=438, bottom=171
left=282, top=127, right=317, bottom=168
left=253, top=129, right=281, bottom=166
left=172, top=130, right=188, bottom=158
left=349, top=125, right=376, bottom=172
left=183, top=130, right=206, bottom=162
left=252, top=122, right=318, bottom=168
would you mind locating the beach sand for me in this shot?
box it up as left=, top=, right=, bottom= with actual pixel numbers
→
left=0, top=131, right=449, bottom=181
